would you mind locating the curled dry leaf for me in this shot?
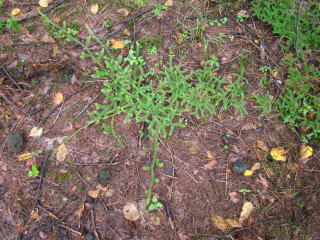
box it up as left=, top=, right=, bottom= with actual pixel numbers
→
left=90, top=4, right=99, bottom=14
left=123, top=28, right=131, bottom=37
left=123, top=202, right=140, bottom=221
left=39, top=0, right=51, bottom=8
left=258, top=173, right=268, bottom=189
left=165, top=0, right=174, bottom=6
left=29, top=126, right=43, bottom=137
left=148, top=213, right=161, bottom=226
left=56, top=144, right=68, bottom=162
left=117, top=8, right=130, bottom=16
left=11, top=8, right=21, bottom=16
left=204, top=160, right=218, bottom=170
left=239, top=202, right=254, bottom=223
left=299, top=144, right=312, bottom=164
left=75, top=203, right=85, bottom=218
left=110, top=39, right=125, bottom=49
left=18, top=153, right=33, bottom=161
left=88, top=187, right=107, bottom=199
left=270, top=146, right=286, bottom=161
left=251, top=162, right=261, bottom=172
left=256, top=140, right=268, bottom=151
left=53, top=92, right=64, bottom=105
left=211, top=215, right=242, bottom=232
left=206, top=150, right=214, bottom=159
left=228, top=192, right=240, bottom=203
left=178, top=232, right=188, bottom=240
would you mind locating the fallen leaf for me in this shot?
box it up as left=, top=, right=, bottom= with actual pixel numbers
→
left=225, top=219, right=242, bottom=228
left=256, top=140, right=268, bottom=151
left=178, top=232, right=188, bottom=240
left=105, top=188, right=115, bottom=197
left=270, top=147, right=286, bottom=161
left=90, top=4, right=99, bottom=14
left=123, top=202, right=140, bottom=221
left=11, top=8, right=21, bottom=16
left=239, top=202, right=254, bottom=223
left=204, top=160, right=218, bottom=170
left=148, top=213, right=161, bottom=225
left=241, top=122, right=257, bottom=131
left=75, top=203, right=85, bottom=218
left=123, top=28, right=131, bottom=37
left=53, top=92, right=64, bottom=105
left=56, top=144, right=68, bottom=162
left=41, top=34, right=55, bottom=43
left=117, top=8, right=129, bottom=16
left=299, top=144, right=312, bottom=164
left=257, top=173, right=268, bottom=189
left=251, top=162, right=261, bottom=172
left=39, top=0, right=51, bottom=8
left=206, top=150, right=214, bottom=159
left=176, top=32, right=183, bottom=44
left=70, top=74, right=78, bottom=85
left=243, top=170, right=253, bottom=176
left=228, top=192, right=240, bottom=203
left=29, top=126, right=43, bottom=137
left=18, top=153, right=33, bottom=161
left=110, top=39, right=125, bottom=49
left=211, top=215, right=230, bottom=232
left=88, top=187, right=107, bottom=199
left=165, top=0, right=174, bottom=6
left=237, top=10, right=248, bottom=16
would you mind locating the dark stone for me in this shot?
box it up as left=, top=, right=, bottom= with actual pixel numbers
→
left=8, top=132, right=24, bottom=153
left=86, top=232, right=94, bottom=240
left=98, top=169, right=111, bottom=182
left=232, top=159, right=248, bottom=174
left=0, top=186, right=6, bottom=195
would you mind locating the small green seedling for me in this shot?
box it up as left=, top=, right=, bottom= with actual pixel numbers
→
left=152, top=4, right=168, bottom=15
left=28, top=164, right=40, bottom=177
left=208, top=17, right=228, bottom=27
left=239, top=188, right=251, bottom=195
left=7, top=17, right=22, bottom=33
left=223, top=145, right=229, bottom=150
left=148, top=195, right=163, bottom=211
left=236, top=13, right=249, bottom=23
left=33, top=149, right=44, bottom=157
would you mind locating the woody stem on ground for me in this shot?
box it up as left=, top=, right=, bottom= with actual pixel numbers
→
left=146, top=135, right=159, bottom=206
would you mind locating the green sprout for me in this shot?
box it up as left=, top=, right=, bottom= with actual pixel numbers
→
left=28, top=164, right=40, bottom=177
left=148, top=195, right=163, bottom=211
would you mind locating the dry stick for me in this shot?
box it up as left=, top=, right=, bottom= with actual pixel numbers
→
left=18, top=0, right=69, bottom=23
left=0, top=41, right=54, bottom=50
left=39, top=85, right=91, bottom=125
left=33, top=152, right=51, bottom=209
left=22, top=216, right=66, bottom=240
left=0, top=66, right=23, bottom=91
left=72, top=93, right=100, bottom=122
left=37, top=205, right=82, bottom=237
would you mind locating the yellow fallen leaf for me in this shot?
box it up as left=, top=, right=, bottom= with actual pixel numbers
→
left=18, top=153, right=33, bottom=161
left=117, top=8, right=130, bottom=16
left=11, top=8, right=21, bottom=16
left=239, top=202, right=254, bottom=223
left=123, top=202, right=140, bottom=221
left=299, top=144, right=312, bottom=163
left=165, top=0, right=174, bottom=7
left=211, top=215, right=230, bottom=232
left=243, top=170, right=253, bottom=176
left=270, top=146, right=286, bottom=161
left=75, top=203, right=84, bottom=218
left=225, top=219, right=242, bottom=228
left=39, top=0, right=50, bottom=8
left=90, top=4, right=99, bottom=14
left=53, top=92, right=64, bottom=105
left=56, top=144, right=68, bottom=162
left=206, top=151, right=214, bottom=159
left=88, top=187, right=107, bottom=199
left=256, top=140, right=268, bottom=151
left=29, top=126, right=43, bottom=137
left=110, top=39, right=125, bottom=49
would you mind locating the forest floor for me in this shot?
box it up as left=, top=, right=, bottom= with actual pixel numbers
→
left=0, top=0, right=319, bottom=240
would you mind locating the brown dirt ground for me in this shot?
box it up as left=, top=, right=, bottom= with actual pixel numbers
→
left=1, top=1, right=320, bottom=240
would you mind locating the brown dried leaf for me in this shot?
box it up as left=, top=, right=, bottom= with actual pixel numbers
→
left=257, top=173, right=268, bottom=189
left=251, top=162, right=261, bottom=172
left=239, top=202, right=254, bottom=223
left=53, top=92, right=63, bottom=105
left=165, top=0, right=174, bottom=6
left=204, top=160, right=218, bottom=170
left=256, top=140, right=268, bottom=151
left=123, top=202, right=140, bottom=221
left=228, top=192, right=240, bottom=203
left=117, top=8, right=129, bottom=16
left=56, top=144, right=68, bottom=162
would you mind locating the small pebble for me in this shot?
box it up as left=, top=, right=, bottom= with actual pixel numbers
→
left=8, top=132, right=24, bottom=153
left=232, top=159, right=248, bottom=174
left=98, top=169, right=111, bottom=182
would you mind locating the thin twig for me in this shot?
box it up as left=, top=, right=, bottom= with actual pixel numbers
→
left=39, top=85, right=91, bottom=125
left=18, top=0, right=70, bottom=23
left=22, top=216, right=66, bottom=240
left=0, top=66, right=23, bottom=91
left=72, top=93, right=100, bottom=122
left=33, top=152, right=51, bottom=209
